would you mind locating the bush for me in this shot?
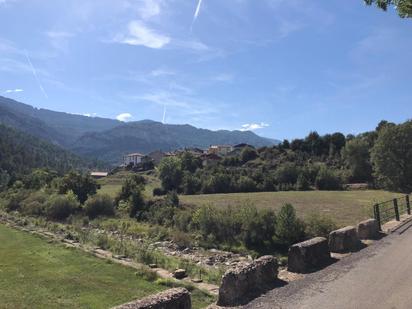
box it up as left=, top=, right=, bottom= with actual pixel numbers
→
left=153, top=187, right=166, bottom=196
left=275, top=204, right=305, bottom=246
left=84, top=194, right=115, bottom=219
left=296, top=174, right=310, bottom=191
left=165, top=191, right=179, bottom=207
left=3, top=189, right=30, bottom=212
left=315, top=166, right=342, bottom=190
left=20, top=191, right=48, bottom=216
left=237, top=176, right=257, bottom=192
left=45, top=193, right=79, bottom=220
left=305, top=213, right=337, bottom=238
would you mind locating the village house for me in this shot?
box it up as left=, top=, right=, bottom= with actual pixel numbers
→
left=90, top=172, right=108, bottom=179
left=207, top=145, right=234, bottom=156
left=123, top=152, right=145, bottom=166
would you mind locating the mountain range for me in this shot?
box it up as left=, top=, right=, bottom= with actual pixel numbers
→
left=0, top=96, right=278, bottom=164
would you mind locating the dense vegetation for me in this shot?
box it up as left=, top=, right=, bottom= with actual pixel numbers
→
left=156, top=120, right=412, bottom=195
left=0, top=124, right=90, bottom=183
left=365, top=0, right=412, bottom=18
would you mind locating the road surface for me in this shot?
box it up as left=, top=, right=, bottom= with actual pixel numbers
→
left=246, top=221, right=412, bottom=309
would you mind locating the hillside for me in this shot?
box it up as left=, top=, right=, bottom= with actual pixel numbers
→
left=0, top=124, right=89, bottom=180
left=0, top=96, right=120, bottom=146
left=0, top=97, right=278, bottom=164
left=71, top=120, right=277, bottom=164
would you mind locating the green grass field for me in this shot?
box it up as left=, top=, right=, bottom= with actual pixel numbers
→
left=180, top=190, right=403, bottom=226
left=0, top=224, right=213, bottom=309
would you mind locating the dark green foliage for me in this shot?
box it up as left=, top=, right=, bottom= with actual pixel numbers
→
left=158, top=157, right=183, bottom=191
left=23, top=169, right=58, bottom=190
left=371, top=120, right=412, bottom=193
left=180, top=152, right=202, bottom=173
left=275, top=204, right=305, bottom=246
left=153, top=187, right=166, bottom=196
left=45, top=193, right=79, bottom=221
left=0, top=124, right=88, bottom=182
left=315, top=166, right=342, bottom=190
left=296, top=174, right=310, bottom=191
left=58, top=171, right=98, bottom=204
left=20, top=191, right=48, bottom=216
left=0, top=169, right=10, bottom=192
left=364, top=0, right=412, bottom=18
left=165, top=191, right=179, bottom=207
left=342, top=138, right=372, bottom=182
left=241, top=147, right=258, bottom=163
left=84, top=194, right=115, bottom=219
left=181, top=172, right=202, bottom=195
left=115, top=174, right=146, bottom=217
left=275, top=163, right=299, bottom=185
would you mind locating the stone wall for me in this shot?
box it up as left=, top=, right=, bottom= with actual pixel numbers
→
left=288, top=237, right=331, bottom=273
left=217, top=255, right=278, bottom=307
left=328, top=226, right=360, bottom=253
left=112, top=288, right=191, bottom=309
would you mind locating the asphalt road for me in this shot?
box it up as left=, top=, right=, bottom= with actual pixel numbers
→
left=246, top=221, right=412, bottom=309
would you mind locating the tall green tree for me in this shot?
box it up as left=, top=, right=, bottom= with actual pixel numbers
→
left=158, top=157, right=183, bottom=191
left=342, top=138, right=373, bottom=182
left=58, top=171, right=98, bottom=204
left=364, top=0, right=412, bottom=18
left=371, top=120, right=412, bottom=193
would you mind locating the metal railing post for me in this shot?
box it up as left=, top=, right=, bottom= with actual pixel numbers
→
left=406, top=195, right=411, bottom=215
left=374, top=204, right=381, bottom=231
left=394, top=199, right=400, bottom=221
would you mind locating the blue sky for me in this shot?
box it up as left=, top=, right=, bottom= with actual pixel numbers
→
left=0, top=0, right=411, bottom=140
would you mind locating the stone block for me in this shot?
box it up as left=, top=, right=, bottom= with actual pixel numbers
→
left=357, top=219, right=380, bottom=240
left=329, top=226, right=360, bottom=253
left=288, top=237, right=331, bottom=273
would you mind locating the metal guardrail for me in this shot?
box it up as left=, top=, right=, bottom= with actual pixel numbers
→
left=374, top=195, right=411, bottom=230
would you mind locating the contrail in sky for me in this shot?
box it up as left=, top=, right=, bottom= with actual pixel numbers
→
left=24, top=50, right=48, bottom=99
left=191, top=0, right=203, bottom=31
left=162, top=105, right=167, bottom=124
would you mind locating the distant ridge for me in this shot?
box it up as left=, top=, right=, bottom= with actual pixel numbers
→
left=0, top=96, right=279, bottom=164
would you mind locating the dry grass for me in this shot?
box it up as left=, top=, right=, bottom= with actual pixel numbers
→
left=180, top=190, right=404, bottom=227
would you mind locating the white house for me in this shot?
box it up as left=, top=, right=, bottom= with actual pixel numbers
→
left=123, top=152, right=145, bottom=166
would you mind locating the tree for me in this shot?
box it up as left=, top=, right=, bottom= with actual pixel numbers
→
left=58, top=171, right=98, bottom=204
left=0, top=169, right=10, bottom=192
left=315, top=166, right=342, bottom=190
left=240, top=147, right=258, bottom=163
left=276, top=204, right=305, bottom=246
left=371, top=120, right=412, bottom=192
left=342, top=138, right=373, bottom=182
left=115, top=174, right=146, bottom=217
left=364, top=0, right=412, bottom=18
left=158, top=157, right=183, bottom=191
left=180, top=151, right=201, bottom=173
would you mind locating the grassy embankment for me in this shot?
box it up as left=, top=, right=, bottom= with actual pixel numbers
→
left=98, top=171, right=402, bottom=227
left=0, top=224, right=214, bottom=309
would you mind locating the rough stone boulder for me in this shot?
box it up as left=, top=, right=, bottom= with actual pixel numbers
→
left=217, top=255, right=278, bottom=306
left=329, top=226, right=361, bottom=253
left=112, top=288, right=191, bottom=309
left=357, top=219, right=380, bottom=240
left=288, top=237, right=331, bottom=273
left=173, top=269, right=187, bottom=279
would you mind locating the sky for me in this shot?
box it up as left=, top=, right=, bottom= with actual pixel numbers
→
left=0, top=0, right=411, bottom=140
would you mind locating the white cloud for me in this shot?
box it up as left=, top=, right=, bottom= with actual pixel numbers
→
left=4, top=88, right=23, bottom=93
left=240, top=122, right=270, bottom=131
left=150, top=69, right=175, bottom=77
left=138, top=0, right=162, bottom=20
left=116, top=113, right=133, bottom=122
left=115, top=21, right=170, bottom=49
left=46, top=31, right=75, bottom=39
left=83, top=113, right=97, bottom=117
left=191, top=0, right=203, bottom=28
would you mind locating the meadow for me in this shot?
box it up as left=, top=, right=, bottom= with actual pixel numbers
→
left=0, top=224, right=214, bottom=309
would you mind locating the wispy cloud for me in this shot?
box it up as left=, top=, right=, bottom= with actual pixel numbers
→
left=240, top=122, right=270, bottom=131
left=150, top=68, right=175, bottom=77
left=24, top=50, right=48, bottom=99
left=213, top=73, right=234, bottom=83
left=138, top=0, right=162, bottom=20
left=116, top=113, right=133, bottom=122
left=83, top=113, right=97, bottom=117
left=114, top=20, right=170, bottom=49
left=4, top=88, right=23, bottom=93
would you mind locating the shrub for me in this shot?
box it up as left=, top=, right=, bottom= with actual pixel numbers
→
left=21, top=191, right=48, bottom=216
left=315, top=166, right=342, bottom=190
left=275, top=204, right=305, bottom=246
left=296, top=174, right=311, bottom=191
left=165, top=191, right=179, bottom=207
left=305, top=213, right=337, bottom=238
left=237, top=176, right=257, bottom=192
left=153, top=187, right=166, bottom=196
left=84, top=194, right=115, bottom=219
left=275, top=163, right=299, bottom=185
left=45, top=193, right=79, bottom=220
left=171, top=230, right=193, bottom=249
left=3, top=189, right=30, bottom=212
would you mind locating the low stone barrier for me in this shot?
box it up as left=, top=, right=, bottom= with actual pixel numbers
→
left=287, top=237, right=331, bottom=273
left=217, top=255, right=278, bottom=306
left=357, top=219, right=380, bottom=239
left=328, top=226, right=360, bottom=253
left=112, top=288, right=191, bottom=309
